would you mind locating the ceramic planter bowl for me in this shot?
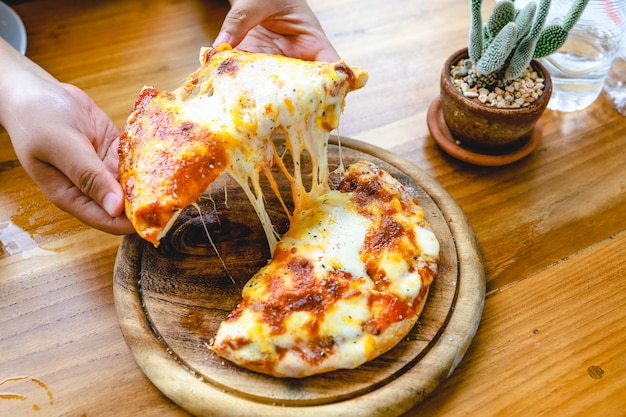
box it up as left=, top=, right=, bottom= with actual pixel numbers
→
left=439, top=47, right=552, bottom=154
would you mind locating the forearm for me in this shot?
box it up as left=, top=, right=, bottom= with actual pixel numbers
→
left=0, top=37, right=57, bottom=129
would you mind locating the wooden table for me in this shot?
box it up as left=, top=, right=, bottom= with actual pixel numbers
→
left=1, top=0, right=625, bottom=416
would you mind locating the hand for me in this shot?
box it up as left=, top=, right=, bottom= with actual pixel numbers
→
left=0, top=39, right=134, bottom=235
left=213, top=0, right=340, bottom=62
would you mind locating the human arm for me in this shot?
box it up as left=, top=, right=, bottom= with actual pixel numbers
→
left=213, top=0, right=340, bottom=62
left=0, top=37, right=134, bottom=235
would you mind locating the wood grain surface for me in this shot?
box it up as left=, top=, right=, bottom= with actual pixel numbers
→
left=113, top=138, right=485, bottom=417
left=2, top=0, right=625, bottom=416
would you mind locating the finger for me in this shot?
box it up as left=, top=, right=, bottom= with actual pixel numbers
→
left=104, top=136, right=122, bottom=180
left=213, top=0, right=283, bottom=48
left=33, top=162, right=134, bottom=235
left=32, top=127, right=127, bottom=218
left=316, top=50, right=340, bottom=62
left=313, top=40, right=340, bottom=62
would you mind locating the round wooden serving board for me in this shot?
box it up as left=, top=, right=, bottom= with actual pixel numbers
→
left=113, top=137, right=485, bottom=417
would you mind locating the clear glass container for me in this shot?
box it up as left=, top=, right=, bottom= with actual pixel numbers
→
left=540, top=0, right=626, bottom=112
left=603, top=32, right=626, bottom=114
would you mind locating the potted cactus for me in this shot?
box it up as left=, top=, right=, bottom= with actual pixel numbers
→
left=428, top=0, right=589, bottom=166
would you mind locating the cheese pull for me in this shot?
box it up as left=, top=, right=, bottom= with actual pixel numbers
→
left=118, top=45, right=367, bottom=250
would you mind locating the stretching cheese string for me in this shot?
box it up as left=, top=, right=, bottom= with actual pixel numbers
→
left=191, top=203, right=236, bottom=286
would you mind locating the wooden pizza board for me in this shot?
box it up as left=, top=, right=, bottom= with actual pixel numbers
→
left=113, top=136, right=485, bottom=417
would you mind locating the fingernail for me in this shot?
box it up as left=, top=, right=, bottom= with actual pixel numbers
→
left=102, top=192, right=121, bottom=217
left=213, top=31, right=234, bottom=48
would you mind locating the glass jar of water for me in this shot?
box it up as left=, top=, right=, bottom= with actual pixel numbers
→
left=540, top=0, right=626, bottom=112
left=604, top=31, right=626, bottom=114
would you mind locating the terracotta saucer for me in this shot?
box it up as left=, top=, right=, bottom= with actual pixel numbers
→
left=426, top=96, right=542, bottom=167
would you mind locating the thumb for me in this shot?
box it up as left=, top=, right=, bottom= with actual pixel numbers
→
left=76, top=144, right=126, bottom=219
left=62, top=152, right=126, bottom=219
left=37, top=129, right=126, bottom=219
left=99, top=176, right=125, bottom=218
left=29, top=144, right=132, bottom=234
left=213, top=0, right=282, bottom=48
left=100, top=137, right=126, bottom=218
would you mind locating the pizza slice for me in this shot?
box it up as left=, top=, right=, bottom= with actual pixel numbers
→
left=211, top=161, right=440, bottom=377
left=118, top=44, right=368, bottom=250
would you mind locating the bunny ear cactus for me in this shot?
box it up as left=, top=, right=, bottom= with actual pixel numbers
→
left=467, top=0, right=590, bottom=89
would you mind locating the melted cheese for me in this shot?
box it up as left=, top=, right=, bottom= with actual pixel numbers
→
left=278, top=191, right=371, bottom=280
left=119, top=44, right=367, bottom=251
